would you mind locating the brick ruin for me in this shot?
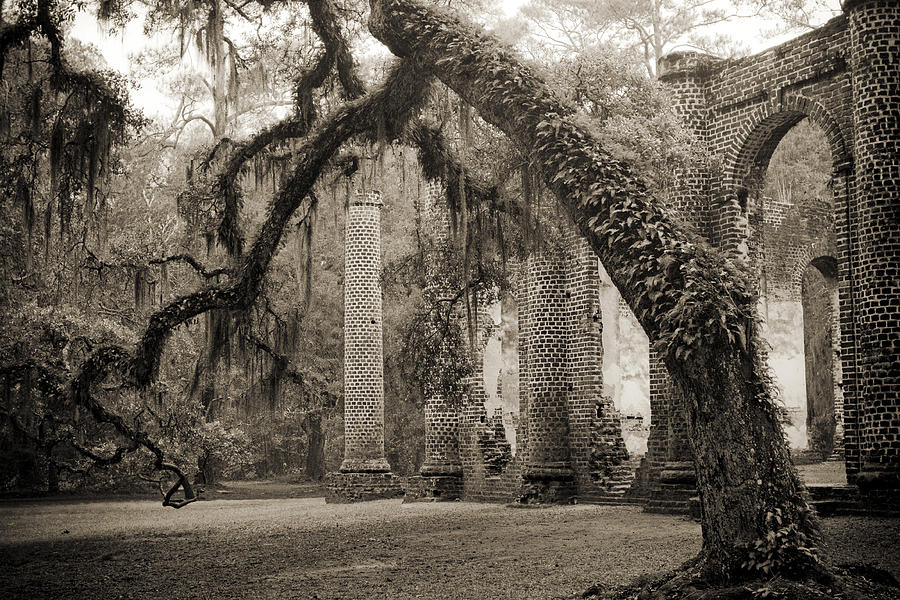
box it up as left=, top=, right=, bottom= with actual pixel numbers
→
left=655, top=0, right=899, bottom=495
left=329, top=0, right=899, bottom=505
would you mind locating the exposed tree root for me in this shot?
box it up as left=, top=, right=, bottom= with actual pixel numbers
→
left=581, top=562, right=900, bottom=600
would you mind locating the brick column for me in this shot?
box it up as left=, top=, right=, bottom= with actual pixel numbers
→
left=326, top=189, right=400, bottom=502
left=520, top=248, right=575, bottom=503
left=515, top=258, right=531, bottom=461
left=341, top=189, right=390, bottom=473
left=567, top=234, right=630, bottom=498
left=846, top=0, right=900, bottom=491
left=407, top=181, right=463, bottom=501
left=566, top=234, right=604, bottom=494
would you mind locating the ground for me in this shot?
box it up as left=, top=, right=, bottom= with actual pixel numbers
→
left=1, top=482, right=899, bottom=599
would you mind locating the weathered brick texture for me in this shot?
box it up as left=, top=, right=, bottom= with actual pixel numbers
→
left=519, top=245, right=577, bottom=502
left=340, top=190, right=391, bottom=474
left=327, top=190, right=402, bottom=503
left=846, top=0, right=900, bottom=486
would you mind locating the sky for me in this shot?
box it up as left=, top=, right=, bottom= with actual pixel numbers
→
left=67, top=0, right=832, bottom=121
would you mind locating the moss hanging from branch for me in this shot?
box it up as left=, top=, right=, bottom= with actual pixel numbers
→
left=209, top=0, right=366, bottom=258
left=62, top=60, right=432, bottom=505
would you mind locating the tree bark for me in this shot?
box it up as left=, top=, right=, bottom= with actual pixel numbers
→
left=305, top=412, right=325, bottom=481
left=369, top=0, right=816, bottom=580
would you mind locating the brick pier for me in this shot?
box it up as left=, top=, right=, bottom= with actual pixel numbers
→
left=326, top=189, right=401, bottom=502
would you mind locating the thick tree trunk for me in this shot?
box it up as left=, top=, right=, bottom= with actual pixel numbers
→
left=305, top=412, right=325, bottom=481
left=369, top=0, right=816, bottom=580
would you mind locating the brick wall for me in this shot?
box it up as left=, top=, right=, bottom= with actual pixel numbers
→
left=846, top=0, right=900, bottom=484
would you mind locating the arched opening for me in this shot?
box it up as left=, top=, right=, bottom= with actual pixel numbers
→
left=749, top=117, right=838, bottom=452
left=802, top=256, right=841, bottom=459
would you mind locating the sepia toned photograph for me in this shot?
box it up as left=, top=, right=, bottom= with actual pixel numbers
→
left=1, top=0, right=898, bottom=597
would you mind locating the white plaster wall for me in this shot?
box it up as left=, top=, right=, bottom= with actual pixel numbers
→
left=482, top=298, right=519, bottom=453
left=759, top=297, right=808, bottom=449
left=599, top=261, right=650, bottom=455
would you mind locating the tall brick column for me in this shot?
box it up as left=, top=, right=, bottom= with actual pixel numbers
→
left=566, top=234, right=604, bottom=493
left=845, top=0, right=900, bottom=490
left=406, top=180, right=463, bottom=501
left=520, top=248, right=576, bottom=503
left=326, top=189, right=400, bottom=502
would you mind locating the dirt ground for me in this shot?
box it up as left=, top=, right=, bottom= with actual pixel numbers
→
left=1, top=492, right=899, bottom=600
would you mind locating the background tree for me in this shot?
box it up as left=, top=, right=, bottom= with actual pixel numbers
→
left=516, top=0, right=759, bottom=75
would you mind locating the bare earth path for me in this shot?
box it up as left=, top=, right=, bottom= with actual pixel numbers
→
left=1, top=497, right=897, bottom=599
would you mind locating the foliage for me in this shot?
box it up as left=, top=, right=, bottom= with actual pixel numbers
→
left=546, top=45, right=705, bottom=196
left=807, top=413, right=835, bottom=461
left=763, top=118, right=832, bottom=208
left=741, top=507, right=819, bottom=577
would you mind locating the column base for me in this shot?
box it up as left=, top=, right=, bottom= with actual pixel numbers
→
left=856, top=464, right=900, bottom=494
left=324, top=471, right=403, bottom=503
left=645, top=461, right=697, bottom=515
left=404, top=474, right=463, bottom=502
left=339, top=458, right=392, bottom=473
left=519, top=463, right=576, bottom=504
left=419, top=462, right=463, bottom=477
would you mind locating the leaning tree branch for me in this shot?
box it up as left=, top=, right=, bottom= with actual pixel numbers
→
left=83, top=249, right=229, bottom=280
left=148, top=254, right=231, bottom=279
left=61, top=60, right=431, bottom=507
left=213, top=0, right=367, bottom=257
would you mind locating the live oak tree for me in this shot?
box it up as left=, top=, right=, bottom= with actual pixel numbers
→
left=3, top=0, right=884, bottom=594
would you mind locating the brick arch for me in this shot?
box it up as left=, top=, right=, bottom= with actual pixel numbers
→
left=789, top=239, right=839, bottom=299
left=724, top=95, right=851, bottom=197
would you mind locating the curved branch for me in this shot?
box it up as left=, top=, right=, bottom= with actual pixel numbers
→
left=160, top=462, right=198, bottom=508
left=129, top=57, right=432, bottom=418
left=213, top=0, right=366, bottom=257
left=308, top=0, right=365, bottom=100
left=83, top=250, right=229, bottom=280
left=148, top=254, right=230, bottom=279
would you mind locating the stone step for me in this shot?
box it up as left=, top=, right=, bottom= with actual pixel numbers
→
left=644, top=503, right=690, bottom=515
left=811, top=499, right=900, bottom=518
left=652, top=487, right=696, bottom=500
left=806, top=484, right=859, bottom=500
left=578, top=494, right=645, bottom=506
